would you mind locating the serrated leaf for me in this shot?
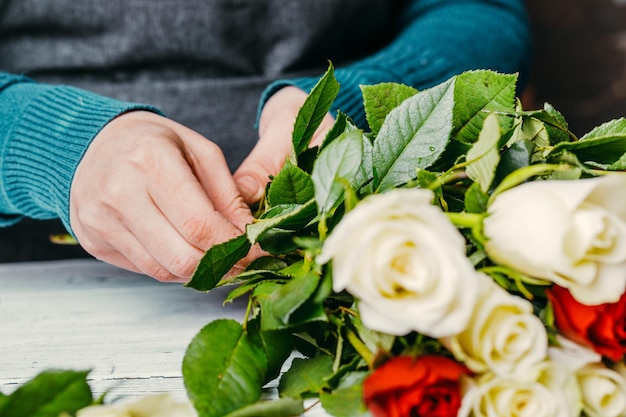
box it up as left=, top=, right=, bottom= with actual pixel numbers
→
left=452, top=70, right=517, bottom=143
left=186, top=234, right=251, bottom=291
left=361, top=82, right=418, bottom=136
left=582, top=117, right=626, bottom=139
left=466, top=112, right=501, bottom=192
left=312, top=130, right=364, bottom=214
left=0, top=370, right=93, bottom=417
left=247, top=200, right=316, bottom=243
left=268, top=162, right=315, bottom=206
left=224, top=398, right=304, bottom=417
left=183, top=320, right=267, bottom=417
left=320, top=111, right=359, bottom=152
left=279, top=356, right=334, bottom=398
left=372, top=78, right=455, bottom=191
left=292, top=63, right=340, bottom=162
left=353, top=134, right=374, bottom=194
left=549, top=135, right=626, bottom=166
left=508, top=116, right=550, bottom=148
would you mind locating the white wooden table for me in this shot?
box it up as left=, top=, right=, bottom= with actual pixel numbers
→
left=0, top=259, right=247, bottom=403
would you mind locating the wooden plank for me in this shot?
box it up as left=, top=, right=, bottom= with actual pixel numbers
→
left=0, top=259, right=246, bottom=401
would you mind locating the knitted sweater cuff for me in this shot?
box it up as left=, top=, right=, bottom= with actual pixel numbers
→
left=0, top=82, right=159, bottom=232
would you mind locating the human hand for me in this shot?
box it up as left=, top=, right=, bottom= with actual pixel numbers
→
left=70, top=111, right=257, bottom=282
left=234, top=86, right=335, bottom=204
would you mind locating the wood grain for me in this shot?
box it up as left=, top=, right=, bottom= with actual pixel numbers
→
left=0, top=259, right=246, bottom=402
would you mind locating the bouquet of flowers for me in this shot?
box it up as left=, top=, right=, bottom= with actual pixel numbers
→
left=4, top=64, right=626, bottom=417
left=178, top=64, right=626, bottom=417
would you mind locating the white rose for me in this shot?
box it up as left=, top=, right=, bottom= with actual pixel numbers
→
left=317, top=188, right=480, bottom=338
left=577, top=364, right=626, bottom=417
left=548, top=335, right=602, bottom=371
left=77, top=394, right=196, bottom=417
left=459, top=361, right=582, bottom=417
left=483, top=174, right=626, bottom=305
left=441, top=276, right=547, bottom=375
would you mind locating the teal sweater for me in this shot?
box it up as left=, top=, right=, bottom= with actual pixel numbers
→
left=0, top=0, right=531, bottom=233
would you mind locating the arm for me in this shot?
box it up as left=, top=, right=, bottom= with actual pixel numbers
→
left=0, top=74, right=257, bottom=281
left=0, top=72, right=155, bottom=229
left=268, top=0, right=531, bottom=127
left=235, top=0, right=532, bottom=201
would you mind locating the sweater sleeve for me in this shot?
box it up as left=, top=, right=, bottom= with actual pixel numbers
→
left=260, top=0, right=532, bottom=128
left=0, top=72, right=160, bottom=232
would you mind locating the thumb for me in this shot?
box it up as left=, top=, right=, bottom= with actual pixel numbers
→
left=234, top=120, right=292, bottom=204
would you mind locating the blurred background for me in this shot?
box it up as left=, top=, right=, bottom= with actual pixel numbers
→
left=2, top=0, right=625, bottom=262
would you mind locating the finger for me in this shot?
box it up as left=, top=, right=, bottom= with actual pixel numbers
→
left=120, top=196, right=209, bottom=281
left=234, top=112, right=335, bottom=205
left=233, top=115, right=294, bottom=204
left=181, top=132, right=255, bottom=232
left=142, top=134, right=251, bottom=254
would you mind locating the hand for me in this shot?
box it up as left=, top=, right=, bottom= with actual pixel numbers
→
left=234, top=86, right=335, bottom=204
left=70, top=111, right=257, bottom=282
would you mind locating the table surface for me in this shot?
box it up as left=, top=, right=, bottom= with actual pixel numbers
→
left=0, top=259, right=248, bottom=403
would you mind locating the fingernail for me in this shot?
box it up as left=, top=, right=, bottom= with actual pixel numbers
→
left=237, top=175, right=261, bottom=202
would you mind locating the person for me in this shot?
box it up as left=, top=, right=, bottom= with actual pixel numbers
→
left=0, top=0, right=531, bottom=282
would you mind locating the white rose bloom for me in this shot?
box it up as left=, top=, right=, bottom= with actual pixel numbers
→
left=548, top=335, right=602, bottom=371
left=459, top=361, right=582, bottom=417
left=441, top=276, right=547, bottom=375
left=77, top=394, right=196, bottom=417
left=317, top=188, right=480, bottom=338
left=577, top=364, right=626, bottom=417
left=483, top=174, right=626, bottom=305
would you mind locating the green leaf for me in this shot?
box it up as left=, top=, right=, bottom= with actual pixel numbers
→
left=492, top=139, right=534, bottom=188
left=549, top=135, right=626, bottom=167
left=320, top=111, right=359, bottom=152
left=466, top=112, right=501, bottom=192
left=269, top=273, right=321, bottom=324
left=256, top=229, right=299, bottom=255
left=0, top=370, right=93, bottom=417
left=186, top=234, right=252, bottom=291
left=361, top=82, right=418, bottom=136
left=373, top=78, right=455, bottom=191
left=320, top=375, right=371, bottom=417
left=543, top=103, right=570, bottom=144
left=508, top=116, right=550, bottom=148
left=452, top=70, right=517, bottom=144
left=247, top=319, right=294, bottom=384
left=464, top=182, right=489, bottom=214
left=312, top=130, right=364, bottom=214
left=183, top=319, right=267, bottom=417
left=292, top=63, right=340, bottom=162
left=224, top=398, right=304, bottom=417
left=268, top=162, right=315, bottom=206
left=279, top=356, right=334, bottom=398
left=582, top=117, right=626, bottom=139
left=354, top=134, right=374, bottom=194
left=246, top=200, right=317, bottom=243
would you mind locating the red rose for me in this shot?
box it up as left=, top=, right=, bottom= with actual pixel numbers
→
left=363, top=355, right=468, bottom=417
left=548, top=285, right=626, bottom=361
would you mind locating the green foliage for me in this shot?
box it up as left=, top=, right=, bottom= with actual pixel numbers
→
left=361, top=82, right=418, bottom=136
left=0, top=370, right=93, bottom=417
left=372, top=78, right=455, bottom=191
left=24, top=65, right=626, bottom=417
left=279, top=355, right=334, bottom=398
left=291, top=62, right=340, bottom=164
left=183, top=320, right=268, bottom=417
